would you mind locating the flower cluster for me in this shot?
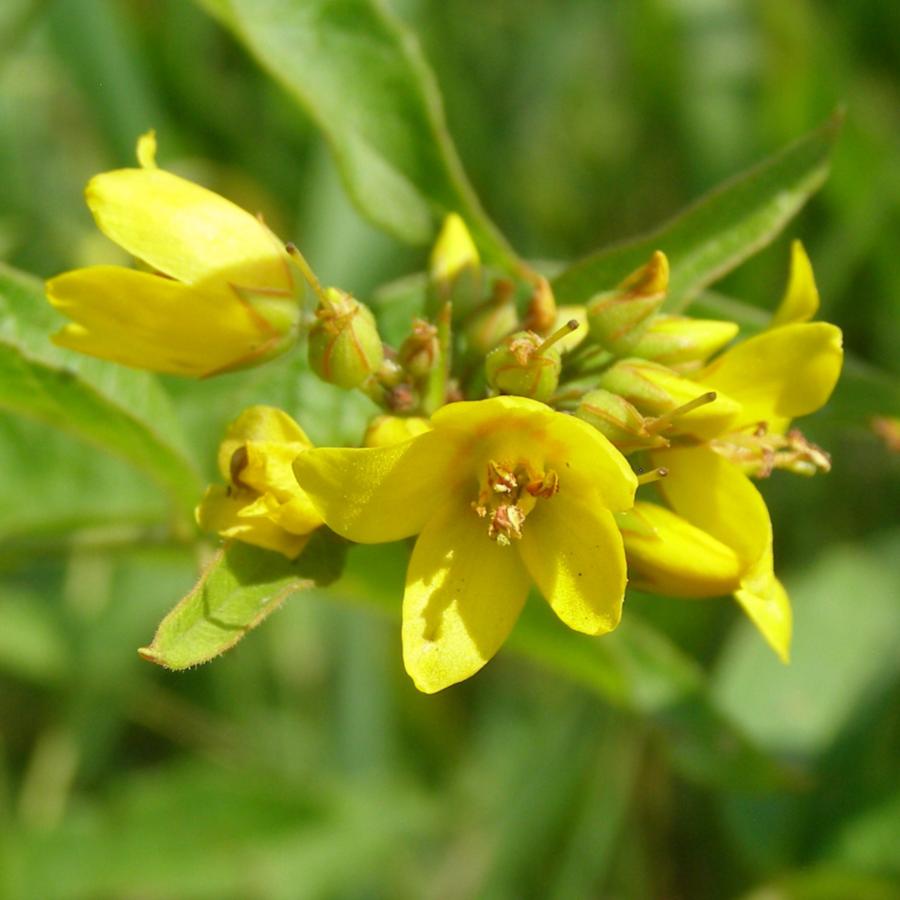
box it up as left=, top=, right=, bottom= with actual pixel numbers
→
left=47, top=135, right=843, bottom=692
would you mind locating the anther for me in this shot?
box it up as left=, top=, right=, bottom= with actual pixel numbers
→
left=636, top=466, right=668, bottom=486
left=536, top=319, right=580, bottom=355
left=645, top=391, right=717, bottom=434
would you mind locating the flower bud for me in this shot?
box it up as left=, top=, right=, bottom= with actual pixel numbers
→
left=398, top=319, right=439, bottom=380
left=196, top=405, right=322, bottom=559
left=485, top=321, right=578, bottom=402
left=586, top=251, right=668, bottom=355
left=463, top=290, right=519, bottom=357
left=428, top=213, right=483, bottom=320
left=629, top=314, right=739, bottom=369
left=363, top=415, right=432, bottom=448
left=597, top=359, right=740, bottom=439
left=575, top=388, right=666, bottom=451
left=521, top=275, right=557, bottom=335
left=308, top=288, right=384, bottom=389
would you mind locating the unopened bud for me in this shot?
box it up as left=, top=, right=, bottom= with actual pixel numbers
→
left=363, top=415, right=432, bottom=448
left=521, top=275, right=557, bottom=335
left=428, top=213, right=483, bottom=319
left=398, top=318, right=439, bottom=379
left=586, top=251, right=669, bottom=355
left=575, top=388, right=666, bottom=451
left=308, top=288, right=384, bottom=389
left=485, top=321, right=577, bottom=402
left=630, top=314, right=739, bottom=369
left=464, top=287, right=519, bottom=357
left=597, top=358, right=740, bottom=439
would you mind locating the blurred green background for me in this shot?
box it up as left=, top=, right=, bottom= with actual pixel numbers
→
left=1, top=0, right=898, bottom=897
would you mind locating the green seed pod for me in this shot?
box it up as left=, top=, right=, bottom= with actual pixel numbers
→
left=575, top=388, right=665, bottom=451
left=308, top=288, right=384, bottom=389
left=398, top=318, right=439, bottom=380
left=486, top=331, right=561, bottom=402
left=485, top=320, right=578, bottom=403
left=629, top=314, right=739, bottom=369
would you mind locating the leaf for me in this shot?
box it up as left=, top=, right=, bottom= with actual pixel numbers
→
left=333, top=543, right=787, bottom=790
left=195, top=0, right=520, bottom=268
left=0, top=264, right=202, bottom=514
left=714, top=535, right=900, bottom=757
left=139, top=532, right=347, bottom=670
left=552, top=113, right=842, bottom=310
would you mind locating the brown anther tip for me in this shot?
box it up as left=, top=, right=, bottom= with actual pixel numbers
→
left=565, top=318, right=580, bottom=331
left=656, top=467, right=668, bottom=478
left=702, top=391, right=717, bottom=402
left=285, top=241, right=297, bottom=252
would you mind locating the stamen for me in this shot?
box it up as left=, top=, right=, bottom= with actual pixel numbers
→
left=636, top=466, right=668, bottom=486
left=536, top=319, right=580, bottom=355
left=645, top=391, right=717, bottom=434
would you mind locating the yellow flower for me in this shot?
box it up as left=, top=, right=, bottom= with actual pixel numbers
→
left=46, top=132, right=303, bottom=377
left=293, top=396, right=637, bottom=692
left=196, top=406, right=323, bottom=559
left=620, top=244, right=842, bottom=661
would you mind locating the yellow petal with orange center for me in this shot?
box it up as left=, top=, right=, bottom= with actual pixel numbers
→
left=432, top=396, right=637, bottom=512
left=402, top=496, right=530, bottom=693
left=698, top=322, right=843, bottom=431
left=518, top=491, right=626, bottom=634
left=293, top=430, right=464, bottom=543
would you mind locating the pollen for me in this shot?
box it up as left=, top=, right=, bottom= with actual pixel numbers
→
left=472, top=459, right=559, bottom=544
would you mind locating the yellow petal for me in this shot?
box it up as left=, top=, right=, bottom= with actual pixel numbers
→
left=518, top=491, right=626, bottom=634
left=733, top=547, right=792, bottom=663
left=698, top=322, right=843, bottom=429
left=771, top=240, right=819, bottom=327
left=85, top=167, right=293, bottom=295
left=47, top=266, right=262, bottom=377
left=293, top=431, right=463, bottom=543
left=195, top=486, right=309, bottom=559
left=619, top=502, right=744, bottom=597
left=651, top=446, right=771, bottom=569
left=402, top=497, right=530, bottom=693
left=217, top=406, right=312, bottom=482
left=433, top=396, right=637, bottom=512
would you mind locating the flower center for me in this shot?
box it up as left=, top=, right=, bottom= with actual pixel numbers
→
left=472, top=459, right=559, bottom=545
left=711, top=423, right=830, bottom=477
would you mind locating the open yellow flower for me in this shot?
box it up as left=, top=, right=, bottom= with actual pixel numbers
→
left=46, top=132, right=303, bottom=377
left=620, top=244, right=842, bottom=661
left=293, top=396, right=638, bottom=692
left=196, top=406, right=323, bottom=559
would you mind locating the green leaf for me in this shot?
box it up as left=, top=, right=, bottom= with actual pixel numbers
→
left=333, top=544, right=786, bottom=790
left=139, top=532, right=347, bottom=670
left=552, top=113, right=842, bottom=310
left=714, top=535, right=900, bottom=758
left=0, top=264, right=202, bottom=514
left=195, top=0, right=519, bottom=268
